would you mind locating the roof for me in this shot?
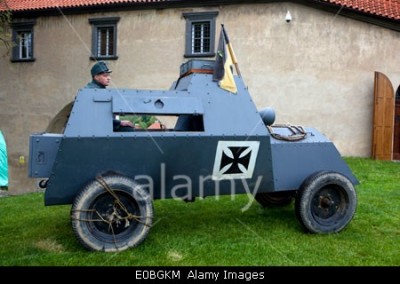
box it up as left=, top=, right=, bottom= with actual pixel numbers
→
left=1, top=0, right=400, bottom=21
left=0, top=0, right=168, bottom=11
left=321, top=0, right=400, bottom=20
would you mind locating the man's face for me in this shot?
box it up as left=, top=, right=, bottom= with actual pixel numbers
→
left=94, top=72, right=111, bottom=87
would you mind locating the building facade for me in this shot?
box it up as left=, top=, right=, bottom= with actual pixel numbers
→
left=1, top=0, right=399, bottom=194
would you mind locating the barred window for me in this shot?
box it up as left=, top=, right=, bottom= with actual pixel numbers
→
left=89, top=17, right=119, bottom=60
left=192, top=22, right=211, bottom=54
left=97, top=27, right=114, bottom=57
left=183, top=12, right=218, bottom=58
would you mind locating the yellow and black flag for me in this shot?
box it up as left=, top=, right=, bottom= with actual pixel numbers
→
left=213, top=24, right=239, bottom=94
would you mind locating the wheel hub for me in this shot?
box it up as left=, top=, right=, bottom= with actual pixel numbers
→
left=319, top=194, right=334, bottom=208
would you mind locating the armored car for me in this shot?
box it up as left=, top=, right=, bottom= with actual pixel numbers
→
left=28, top=59, right=358, bottom=252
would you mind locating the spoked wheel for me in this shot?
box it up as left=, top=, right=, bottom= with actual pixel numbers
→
left=255, top=191, right=296, bottom=207
left=295, top=171, right=357, bottom=234
left=71, top=174, right=153, bottom=252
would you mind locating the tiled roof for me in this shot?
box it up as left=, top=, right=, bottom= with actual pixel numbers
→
left=0, top=0, right=167, bottom=11
left=322, top=0, right=400, bottom=20
left=1, top=0, right=400, bottom=21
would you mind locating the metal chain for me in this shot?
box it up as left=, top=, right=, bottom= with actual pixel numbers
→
left=267, top=123, right=307, bottom=141
left=95, top=176, right=148, bottom=225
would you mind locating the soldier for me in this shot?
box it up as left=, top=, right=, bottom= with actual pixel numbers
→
left=85, top=61, right=135, bottom=130
left=85, top=61, right=112, bottom=89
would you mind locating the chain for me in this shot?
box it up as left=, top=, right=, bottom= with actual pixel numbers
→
left=267, top=123, right=307, bottom=141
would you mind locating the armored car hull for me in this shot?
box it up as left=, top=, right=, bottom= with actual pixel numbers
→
left=28, top=59, right=358, bottom=252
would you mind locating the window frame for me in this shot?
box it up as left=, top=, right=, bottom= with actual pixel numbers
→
left=10, top=20, right=36, bottom=62
left=89, top=17, right=120, bottom=60
left=183, top=11, right=218, bottom=58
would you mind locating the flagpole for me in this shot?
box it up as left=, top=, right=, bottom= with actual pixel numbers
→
left=221, top=24, right=241, bottom=77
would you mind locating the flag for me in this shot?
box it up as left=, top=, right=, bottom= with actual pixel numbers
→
left=213, top=25, right=238, bottom=94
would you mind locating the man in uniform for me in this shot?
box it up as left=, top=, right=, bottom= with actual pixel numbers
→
left=85, top=61, right=135, bottom=130
left=86, top=61, right=112, bottom=89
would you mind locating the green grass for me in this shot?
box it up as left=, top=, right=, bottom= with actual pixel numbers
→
left=0, top=157, right=399, bottom=266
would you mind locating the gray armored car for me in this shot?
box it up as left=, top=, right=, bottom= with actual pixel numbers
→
left=28, top=59, right=358, bottom=252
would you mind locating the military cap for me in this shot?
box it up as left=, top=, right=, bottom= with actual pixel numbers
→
left=91, top=61, right=112, bottom=77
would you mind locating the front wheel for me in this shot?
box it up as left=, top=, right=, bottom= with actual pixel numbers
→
left=71, top=174, right=153, bottom=252
left=295, top=171, right=357, bottom=234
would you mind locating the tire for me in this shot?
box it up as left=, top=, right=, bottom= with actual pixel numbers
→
left=295, top=171, right=357, bottom=234
left=255, top=191, right=295, bottom=207
left=71, top=174, right=153, bottom=252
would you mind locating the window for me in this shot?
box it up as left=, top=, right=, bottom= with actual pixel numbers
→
left=11, top=21, right=36, bottom=62
left=183, top=12, right=218, bottom=58
left=112, top=94, right=205, bottom=132
left=89, top=17, right=119, bottom=60
left=115, top=114, right=204, bottom=132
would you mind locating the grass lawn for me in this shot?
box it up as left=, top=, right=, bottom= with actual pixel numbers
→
left=0, top=157, right=399, bottom=266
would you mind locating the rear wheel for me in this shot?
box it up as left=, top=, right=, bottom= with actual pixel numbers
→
left=71, top=174, right=153, bottom=252
left=295, top=171, right=357, bottom=234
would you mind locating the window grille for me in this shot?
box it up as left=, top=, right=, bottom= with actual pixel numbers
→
left=89, top=17, right=119, bottom=60
left=183, top=12, right=218, bottom=58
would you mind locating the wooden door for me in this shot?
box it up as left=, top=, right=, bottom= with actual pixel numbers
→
left=371, top=72, right=395, bottom=160
left=394, top=87, right=400, bottom=160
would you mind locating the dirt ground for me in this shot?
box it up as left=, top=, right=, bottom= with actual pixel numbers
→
left=0, top=189, right=9, bottom=197
left=0, top=187, right=44, bottom=198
